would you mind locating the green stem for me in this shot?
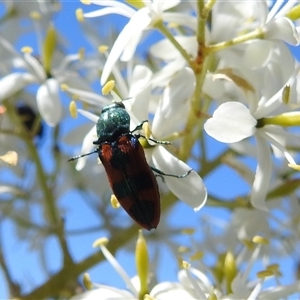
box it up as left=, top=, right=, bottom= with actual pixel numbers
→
left=3, top=101, right=72, bottom=266
left=197, top=0, right=206, bottom=46
left=201, top=0, right=217, bottom=19
left=207, top=28, right=264, bottom=53
left=154, top=20, right=191, bottom=64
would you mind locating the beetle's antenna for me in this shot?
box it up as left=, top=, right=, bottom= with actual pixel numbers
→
left=150, top=167, right=193, bottom=178
left=146, top=136, right=171, bottom=145
left=68, top=148, right=98, bottom=161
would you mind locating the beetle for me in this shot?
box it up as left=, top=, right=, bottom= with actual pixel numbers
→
left=69, top=102, right=191, bottom=230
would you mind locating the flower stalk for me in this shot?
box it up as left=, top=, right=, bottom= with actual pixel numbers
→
left=136, top=230, right=149, bottom=299
left=257, top=112, right=300, bottom=128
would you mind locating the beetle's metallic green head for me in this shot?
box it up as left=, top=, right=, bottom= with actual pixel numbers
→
left=94, top=102, right=130, bottom=144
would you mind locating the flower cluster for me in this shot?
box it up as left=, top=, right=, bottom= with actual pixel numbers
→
left=72, top=228, right=300, bottom=300
left=0, top=0, right=300, bottom=299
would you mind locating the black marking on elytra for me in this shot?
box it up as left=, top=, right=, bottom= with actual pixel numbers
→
left=129, top=200, right=156, bottom=228
left=113, top=172, right=154, bottom=200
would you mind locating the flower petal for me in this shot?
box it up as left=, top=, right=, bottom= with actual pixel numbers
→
left=162, top=12, right=197, bottom=30
left=151, top=58, right=187, bottom=88
left=70, top=285, right=134, bottom=299
left=75, top=125, right=98, bottom=171
left=127, top=65, right=152, bottom=122
left=0, top=73, right=34, bottom=101
left=150, top=282, right=196, bottom=299
left=178, top=268, right=212, bottom=295
left=232, top=208, right=270, bottom=240
left=250, top=132, right=272, bottom=211
left=100, top=244, right=138, bottom=296
left=152, top=67, right=195, bottom=138
left=242, top=40, right=272, bottom=69
left=258, top=281, right=300, bottom=299
left=152, top=146, right=207, bottom=211
left=89, top=0, right=136, bottom=16
left=150, top=36, right=197, bottom=61
left=128, top=65, right=152, bottom=98
left=100, top=8, right=151, bottom=85
left=84, top=6, right=134, bottom=19
left=204, top=102, right=257, bottom=143
left=159, top=0, right=180, bottom=11
left=264, top=17, right=300, bottom=45
left=36, top=78, right=63, bottom=126
left=24, top=53, right=47, bottom=81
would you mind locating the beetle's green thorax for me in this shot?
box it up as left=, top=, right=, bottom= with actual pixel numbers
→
left=94, top=102, right=130, bottom=144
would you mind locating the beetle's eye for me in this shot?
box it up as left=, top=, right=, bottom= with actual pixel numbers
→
left=115, top=101, right=125, bottom=109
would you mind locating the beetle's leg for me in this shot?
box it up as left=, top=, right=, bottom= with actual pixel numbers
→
left=132, top=121, right=171, bottom=145
left=68, top=148, right=99, bottom=161
left=131, top=120, right=148, bottom=132
left=150, top=166, right=192, bottom=178
left=154, top=174, right=165, bottom=183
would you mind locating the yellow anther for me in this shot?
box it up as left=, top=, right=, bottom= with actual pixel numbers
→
left=30, top=11, right=41, bottom=20
left=167, top=22, right=179, bottom=28
left=282, top=84, right=290, bottom=104
left=190, top=251, right=204, bottom=261
left=252, top=236, right=269, bottom=245
left=257, top=269, right=274, bottom=278
left=178, top=246, right=190, bottom=254
left=76, top=8, right=84, bottom=23
left=83, top=273, right=93, bottom=290
left=142, top=122, right=151, bottom=139
left=181, top=260, right=191, bottom=269
left=98, top=45, right=109, bottom=53
left=181, top=228, right=195, bottom=235
left=21, top=46, right=33, bottom=54
left=92, top=237, right=109, bottom=248
left=60, top=83, right=69, bottom=91
left=102, top=80, right=115, bottom=95
left=111, top=194, right=120, bottom=209
left=69, top=101, right=78, bottom=118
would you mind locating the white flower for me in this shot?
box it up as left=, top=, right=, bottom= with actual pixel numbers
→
left=0, top=1, right=60, bottom=43
left=81, top=0, right=192, bottom=85
left=36, top=78, right=61, bottom=126
left=204, top=45, right=298, bottom=210
left=210, top=0, right=299, bottom=45
left=0, top=72, right=35, bottom=100
left=0, top=36, right=86, bottom=126
left=70, top=239, right=214, bottom=300
left=72, top=237, right=300, bottom=300
left=204, top=102, right=291, bottom=210
left=204, top=102, right=257, bottom=143
left=70, top=287, right=135, bottom=300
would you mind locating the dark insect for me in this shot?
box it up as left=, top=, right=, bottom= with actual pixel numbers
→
left=69, top=102, right=191, bottom=230
left=16, top=104, right=44, bottom=139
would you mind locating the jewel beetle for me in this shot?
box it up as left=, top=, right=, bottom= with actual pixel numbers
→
left=69, top=102, right=191, bottom=230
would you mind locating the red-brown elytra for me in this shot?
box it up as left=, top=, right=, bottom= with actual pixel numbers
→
left=69, top=102, right=192, bottom=230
